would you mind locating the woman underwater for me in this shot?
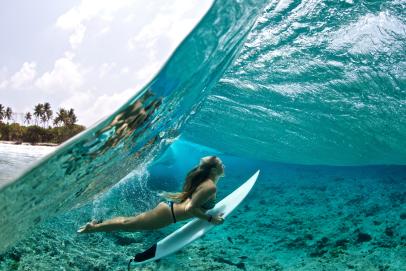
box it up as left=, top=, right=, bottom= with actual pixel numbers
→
left=78, top=156, right=225, bottom=233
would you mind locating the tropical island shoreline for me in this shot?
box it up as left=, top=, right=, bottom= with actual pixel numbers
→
left=1, top=102, right=86, bottom=146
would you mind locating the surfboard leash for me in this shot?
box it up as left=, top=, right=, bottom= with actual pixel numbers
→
left=127, top=257, right=135, bottom=271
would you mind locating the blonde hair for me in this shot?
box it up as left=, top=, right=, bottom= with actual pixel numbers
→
left=164, top=156, right=221, bottom=202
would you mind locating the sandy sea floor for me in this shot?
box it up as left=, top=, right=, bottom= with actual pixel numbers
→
left=0, top=164, right=405, bottom=271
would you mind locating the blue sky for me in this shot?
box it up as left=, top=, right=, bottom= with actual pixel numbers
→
left=0, top=0, right=212, bottom=126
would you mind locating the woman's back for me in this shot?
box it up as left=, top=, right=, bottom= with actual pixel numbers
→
left=173, top=179, right=217, bottom=220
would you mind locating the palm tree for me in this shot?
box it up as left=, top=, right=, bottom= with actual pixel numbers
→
left=53, top=116, right=61, bottom=127
left=43, top=102, right=53, bottom=127
left=5, top=107, right=13, bottom=124
left=41, top=115, right=47, bottom=128
left=33, top=103, right=44, bottom=126
left=24, top=112, right=32, bottom=125
left=54, top=108, right=68, bottom=127
left=0, top=104, right=4, bottom=123
left=67, top=108, right=77, bottom=126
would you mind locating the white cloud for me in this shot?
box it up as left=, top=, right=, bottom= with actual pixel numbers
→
left=120, top=67, right=129, bottom=74
left=0, top=67, right=8, bottom=89
left=134, top=61, right=161, bottom=83
left=127, top=0, right=212, bottom=62
left=128, top=12, right=191, bottom=52
left=123, top=14, right=135, bottom=23
left=56, top=7, right=82, bottom=30
left=9, top=62, right=37, bottom=89
left=98, top=26, right=111, bottom=36
left=59, top=89, right=93, bottom=111
left=56, top=0, right=138, bottom=49
left=0, top=66, right=8, bottom=79
left=35, top=53, right=83, bottom=93
left=0, top=80, right=8, bottom=89
left=99, top=62, right=117, bottom=78
left=69, top=24, right=86, bottom=49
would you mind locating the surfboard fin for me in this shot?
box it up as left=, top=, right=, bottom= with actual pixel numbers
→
left=134, top=243, right=157, bottom=262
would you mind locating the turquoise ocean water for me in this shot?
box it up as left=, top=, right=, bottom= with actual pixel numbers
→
left=0, top=0, right=405, bottom=270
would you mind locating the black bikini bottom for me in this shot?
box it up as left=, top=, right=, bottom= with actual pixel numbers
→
left=165, top=201, right=177, bottom=223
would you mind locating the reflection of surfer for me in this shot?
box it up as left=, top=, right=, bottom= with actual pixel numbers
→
left=90, top=90, right=162, bottom=156
left=78, top=156, right=225, bottom=233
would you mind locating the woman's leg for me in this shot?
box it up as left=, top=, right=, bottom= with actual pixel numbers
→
left=78, top=202, right=173, bottom=233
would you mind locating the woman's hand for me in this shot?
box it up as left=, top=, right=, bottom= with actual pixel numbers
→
left=210, top=214, right=224, bottom=225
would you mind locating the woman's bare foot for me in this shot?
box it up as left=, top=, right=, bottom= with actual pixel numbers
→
left=77, top=220, right=98, bottom=233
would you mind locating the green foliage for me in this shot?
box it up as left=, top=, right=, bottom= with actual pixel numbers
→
left=49, top=125, right=85, bottom=143
left=0, top=123, right=86, bottom=144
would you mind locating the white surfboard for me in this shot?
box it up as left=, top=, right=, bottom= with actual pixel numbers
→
left=130, top=170, right=260, bottom=265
